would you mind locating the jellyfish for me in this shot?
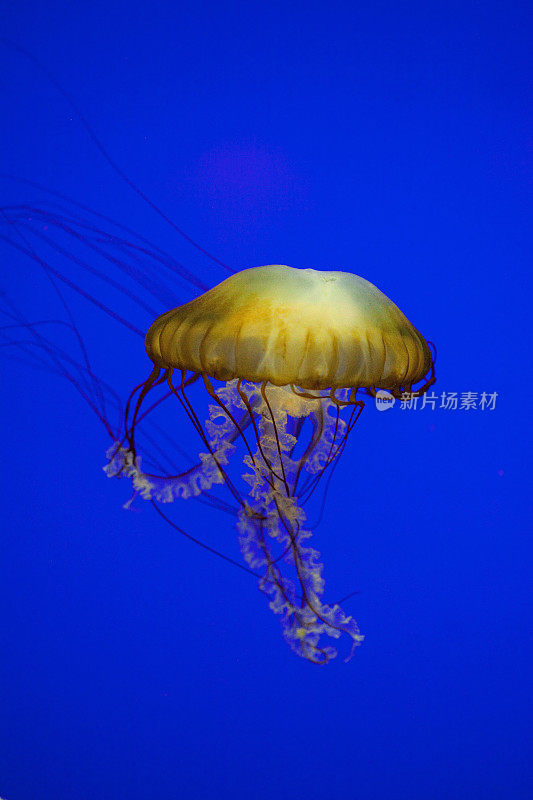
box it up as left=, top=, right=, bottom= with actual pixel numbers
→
left=105, top=264, right=435, bottom=664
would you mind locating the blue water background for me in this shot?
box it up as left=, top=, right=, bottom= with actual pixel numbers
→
left=0, top=2, right=531, bottom=798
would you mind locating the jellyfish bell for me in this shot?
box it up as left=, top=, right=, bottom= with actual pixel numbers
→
left=145, top=264, right=432, bottom=391
left=107, top=264, right=435, bottom=664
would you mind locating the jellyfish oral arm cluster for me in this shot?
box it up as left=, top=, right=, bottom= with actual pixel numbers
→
left=106, top=375, right=365, bottom=664
left=232, top=381, right=365, bottom=663
left=105, top=265, right=434, bottom=664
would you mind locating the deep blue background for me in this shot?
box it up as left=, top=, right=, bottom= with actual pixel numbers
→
left=1, top=2, right=531, bottom=798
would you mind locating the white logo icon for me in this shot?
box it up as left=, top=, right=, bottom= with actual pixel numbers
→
left=375, top=390, right=396, bottom=411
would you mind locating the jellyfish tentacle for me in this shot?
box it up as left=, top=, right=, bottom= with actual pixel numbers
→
left=124, top=367, right=176, bottom=459
left=129, top=389, right=173, bottom=434
left=206, top=378, right=284, bottom=497
left=170, top=371, right=246, bottom=508
left=289, top=385, right=324, bottom=401
left=107, top=371, right=245, bottom=506
left=297, top=400, right=341, bottom=502
left=290, top=399, right=328, bottom=495
left=299, top=393, right=364, bottom=505
left=236, top=379, right=288, bottom=487
left=297, top=390, right=351, bottom=501
left=408, top=359, right=437, bottom=397
left=105, top=366, right=165, bottom=477
left=204, top=374, right=280, bottom=490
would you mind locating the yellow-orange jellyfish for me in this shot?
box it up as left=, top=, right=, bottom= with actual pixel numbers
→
left=106, top=265, right=435, bottom=664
